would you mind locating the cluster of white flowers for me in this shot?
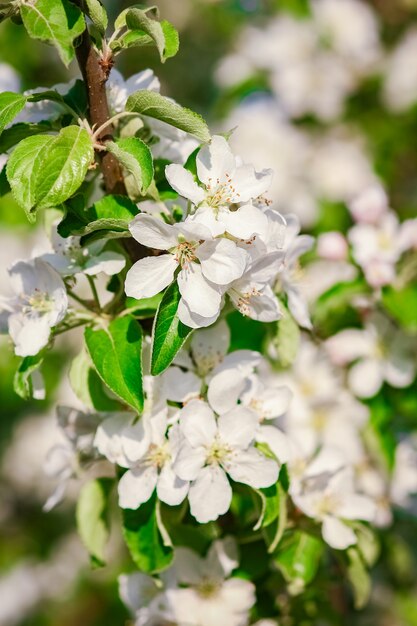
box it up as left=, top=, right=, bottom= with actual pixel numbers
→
left=219, top=96, right=378, bottom=227
left=216, top=0, right=381, bottom=121
left=126, top=134, right=313, bottom=329
left=119, top=537, right=256, bottom=626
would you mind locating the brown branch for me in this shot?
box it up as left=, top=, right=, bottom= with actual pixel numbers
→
left=74, top=18, right=150, bottom=262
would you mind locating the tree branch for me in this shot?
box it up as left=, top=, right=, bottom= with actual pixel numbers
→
left=74, top=17, right=151, bottom=262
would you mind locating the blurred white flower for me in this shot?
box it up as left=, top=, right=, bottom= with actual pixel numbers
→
left=384, top=29, right=417, bottom=112
left=325, top=315, right=416, bottom=398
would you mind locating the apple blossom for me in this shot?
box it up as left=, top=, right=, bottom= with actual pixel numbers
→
left=0, top=258, right=68, bottom=357
left=174, top=399, right=279, bottom=522
left=293, top=468, right=376, bottom=549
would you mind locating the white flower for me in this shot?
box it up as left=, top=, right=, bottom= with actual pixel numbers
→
left=325, top=316, right=415, bottom=398
left=0, top=62, right=21, bottom=92
left=168, top=538, right=256, bottom=626
left=349, top=186, right=389, bottom=224
left=293, top=468, right=376, bottom=549
left=166, top=135, right=273, bottom=238
left=0, top=258, right=68, bottom=356
left=174, top=399, right=279, bottom=523
left=96, top=408, right=189, bottom=509
left=125, top=214, right=247, bottom=325
left=119, top=571, right=176, bottom=626
left=14, top=80, right=76, bottom=124
left=40, top=226, right=126, bottom=277
left=348, top=212, right=409, bottom=287
left=223, top=252, right=284, bottom=325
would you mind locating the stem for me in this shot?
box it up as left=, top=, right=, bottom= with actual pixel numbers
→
left=87, top=275, right=101, bottom=311
left=92, top=111, right=138, bottom=141
left=73, top=12, right=154, bottom=264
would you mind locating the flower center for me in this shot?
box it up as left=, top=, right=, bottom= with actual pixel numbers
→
left=196, top=578, right=221, bottom=598
left=206, top=436, right=231, bottom=465
left=174, top=241, right=198, bottom=268
left=229, top=287, right=261, bottom=316
left=146, top=442, right=170, bottom=469
left=205, top=174, right=240, bottom=208
left=315, top=493, right=340, bottom=517
left=24, top=289, right=54, bottom=314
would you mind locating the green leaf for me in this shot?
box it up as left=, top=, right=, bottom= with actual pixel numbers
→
left=69, top=349, right=122, bottom=411
left=312, top=278, right=367, bottom=337
left=125, top=8, right=179, bottom=62
left=125, top=294, right=163, bottom=318
left=346, top=547, right=371, bottom=609
left=7, top=126, right=94, bottom=219
left=6, top=134, right=55, bottom=222
left=151, top=282, right=192, bottom=375
left=58, top=194, right=138, bottom=238
left=382, top=284, right=417, bottom=332
left=275, top=304, right=300, bottom=367
left=20, top=0, right=86, bottom=67
left=85, top=315, right=144, bottom=413
left=13, top=353, right=44, bottom=400
left=0, top=92, right=27, bottom=135
left=0, top=122, right=53, bottom=154
left=122, top=494, right=173, bottom=574
left=76, top=478, right=112, bottom=567
left=106, top=137, right=153, bottom=193
left=274, top=531, right=323, bottom=590
left=253, top=483, right=279, bottom=531
left=84, top=0, right=108, bottom=34
left=126, top=90, right=210, bottom=143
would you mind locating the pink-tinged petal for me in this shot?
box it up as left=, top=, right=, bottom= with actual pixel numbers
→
left=177, top=264, right=222, bottom=317
left=322, top=515, right=357, bottom=550
left=118, top=465, right=158, bottom=509
left=125, top=254, right=176, bottom=299
left=188, top=465, right=232, bottom=523
left=197, top=238, right=247, bottom=285
left=165, top=164, right=205, bottom=205
left=129, top=214, right=178, bottom=249
left=196, top=135, right=235, bottom=186
left=224, top=448, right=279, bottom=488
left=157, top=463, right=189, bottom=506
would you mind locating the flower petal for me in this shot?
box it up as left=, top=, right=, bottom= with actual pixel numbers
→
left=321, top=515, right=357, bottom=550
left=219, top=204, right=269, bottom=240
left=166, top=164, right=205, bottom=205
left=189, top=465, right=232, bottom=523
left=174, top=442, right=207, bottom=481
left=177, top=298, right=221, bottom=329
left=348, top=358, right=383, bottom=398
left=157, top=463, right=189, bottom=506
left=196, top=135, right=235, bottom=186
left=125, top=254, right=176, bottom=299
left=207, top=368, right=247, bottom=415
left=218, top=407, right=258, bottom=449
left=224, top=448, right=279, bottom=488
left=118, top=465, right=158, bottom=509
left=179, top=399, right=217, bottom=446
left=177, top=264, right=222, bottom=317
left=197, top=238, right=248, bottom=285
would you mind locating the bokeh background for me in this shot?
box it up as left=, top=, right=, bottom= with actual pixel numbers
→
left=1, top=0, right=417, bottom=624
